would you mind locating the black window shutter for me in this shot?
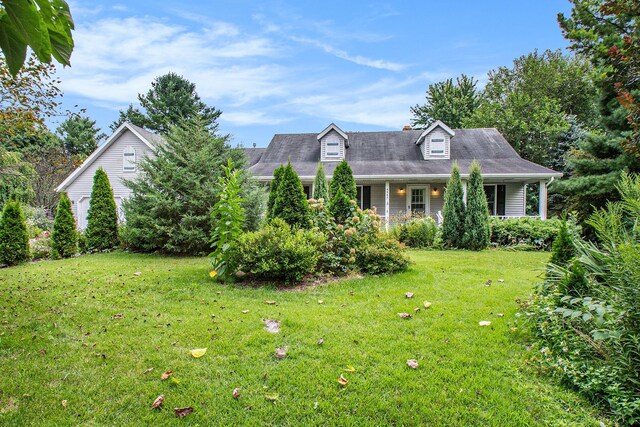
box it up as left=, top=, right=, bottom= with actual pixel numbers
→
left=363, top=186, right=371, bottom=210
left=497, top=185, right=506, bottom=216
left=303, top=186, right=311, bottom=199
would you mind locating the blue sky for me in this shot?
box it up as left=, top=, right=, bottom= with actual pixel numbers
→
left=56, top=0, right=573, bottom=147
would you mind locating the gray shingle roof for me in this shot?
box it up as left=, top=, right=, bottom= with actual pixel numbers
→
left=244, top=147, right=265, bottom=167
left=127, top=123, right=166, bottom=146
left=248, top=128, right=561, bottom=179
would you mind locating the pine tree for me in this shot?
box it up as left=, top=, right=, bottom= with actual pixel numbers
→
left=271, top=161, right=310, bottom=228
left=462, top=160, right=490, bottom=250
left=85, top=168, right=119, bottom=251
left=51, top=192, right=77, bottom=258
left=549, top=216, right=574, bottom=267
left=441, top=162, right=466, bottom=248
left=266, top=165, right=285, bottom=220
left=0, top=199, right=30, bottom=265
left=123, top=119, right=244, bottom=255
left=329, top=160, right=357, bottom=200
left=328, top=187, right=354, bottom=224
left=313, top=162, right=329, bottom=200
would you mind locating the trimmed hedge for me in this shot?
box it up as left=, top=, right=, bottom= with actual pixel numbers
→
left=0, top=199, right=31, bottom=265
left=489, top=217, right=563, bottom=250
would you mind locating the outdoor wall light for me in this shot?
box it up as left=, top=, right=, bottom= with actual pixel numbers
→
left=432, top=187, right=440, bottom=196
left=398, top=187, right=405, bottom=193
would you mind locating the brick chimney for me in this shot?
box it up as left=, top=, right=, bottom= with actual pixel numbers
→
left=402, top=125, right=412, bottom=131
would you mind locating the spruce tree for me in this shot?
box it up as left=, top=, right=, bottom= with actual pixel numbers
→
left=329, top=160, right=357, bottom=200
left=271, top=162, right=310, bottom=228
left=51, top=193, right=77, bottom=258
left=0, top=199, right=30, bottom=265
left=85, top=168, right=119, bottom=251
left=266, top=165, right=285, bottom=220
left=462, top=160, right=490, bottom=250
left=313, top=162, right=329, bottom=200
left=441, top=162, right=466, bottom=248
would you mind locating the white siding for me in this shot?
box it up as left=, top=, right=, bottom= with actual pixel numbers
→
left=65, top=130, right=154, bottom=228
left=421, top=129, right=450, bottom=160
left=320, top=130, right=346, bottom=161
left=505, top=183, right=526, bottom=217
left=429, top=190, right=444, bottom=217
left=369, top=184, right=385, bottom=216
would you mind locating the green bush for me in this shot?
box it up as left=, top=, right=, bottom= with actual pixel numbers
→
left=0, top=199, right=31, bottom=265
left=313, top=161, right=329, bottom=200
left=329, top=160, right=357, bottom=200
left=462, top=160, right=490, bottom=250
left=490, top=217, right=564, bottom=250
left=266, top=165, right=284, bottom=220
left=230, top=218, right=325, bottom=283
left=392, top=217, right=438, bottom=248
left=356, top=233, right=411, bottom=275
left=549, top=216, right=575, bottom=265
left=85, top=168, right=118, bottom=251
left=524, top=172, right=640, bottom=424
left=51, top=193, right=77, bottom=258
left=327, top=187, right=353, bottom=224
left=271, top=162, right=310, bottom=228
left=441, top=162, right=466, bottom=248
left=30, top=234, right=51, bottom=259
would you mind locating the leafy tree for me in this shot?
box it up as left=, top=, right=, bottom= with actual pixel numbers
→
left=51, top=192, right=77, bottom=258
left=210, top=159, right=245, bottom=281
left=441, top=162, right=466, bottom=248
left=327, top=186, right=353, bottom=224
left=313, top=161, right=329, bottom=200
left=266, top=165, right=284, bottom=220
left=85, top=168, right=118, bottom=251
left=0, top=54, right=61, bottom=150
left=110, top=72, right=221, bottom=134
left=0, top=147, right=33, bottom=206
left=271, top=161, right=310, bottom=228
left=0, top=199, right=30, bottom=265
left=465, top=49, right=599, bottom=167
left=22, top=136, right=79, bottom=212
left=56, top=114, right=106, bottom=158
left=411, top=74, right=482, bottom=129
left=0, top=0, right=74, bottom=76
left=329, top=160, right=357, bottom=200
left=123, top=119, right=244, bottom=255
left=462, top=160, right=490, bottom=250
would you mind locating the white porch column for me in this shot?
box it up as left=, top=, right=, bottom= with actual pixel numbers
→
left=539, top=180, right=548, bottom=220
left=385, top=181, right=390, bottom=231
left=462, top=180, right=468, bottom=205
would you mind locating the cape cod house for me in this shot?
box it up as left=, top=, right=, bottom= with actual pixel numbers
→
left=247, top=121, right=562, bottom=227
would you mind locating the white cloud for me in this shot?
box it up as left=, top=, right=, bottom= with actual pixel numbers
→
left=290, top=36, right=405, bottom=72
left=222, top=110, right=292, bottom=126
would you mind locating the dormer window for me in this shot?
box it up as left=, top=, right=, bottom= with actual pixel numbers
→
left=123, top=146, right=136, bottom=171
left=317, top=123, right=349, bottom=161
left=430, top=137, right=445, bottom=155
left=415, top=120, right=455, bottom=160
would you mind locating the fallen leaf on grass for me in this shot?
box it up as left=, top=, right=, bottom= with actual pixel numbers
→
left=343, top=366, right=356, bottom=373
left=398, top=312, right=412, bottom=319
left=242, top=310, right=249, bottom=314
left=414, top=307, right=420, bottom=312
left=170, top=377, right=181, bottom=385
left=407, top=359, right=419, bottom=369
left=264, top=300, right=276, bottom=305
left=338, top=374, right=349, bottom=386
left=143, top=368, right=153, bottom=374
left=190, top=348, right=207, bottom=358
left=318, top=299, right=324, bottom=304
left=174, top=407, right=193, bottom=418
left=133, top=272, right=141, bottom=276
left=496, top=313, right=504, bottom=317
left=61, top=400, right=67, bottom=408
left=265, top=393, right=279, bottom=402
left=264, top=319, right=280, bottom=333
left=405, top=292, right=414, bottom=298
left=160, top=370, right=173, bottom=380
left=275, top=346, right=288, bottom=359
left=151, top=395, right=164, bottom=409
left=232, top=387, right=241, bottom=399
left=498, top=279, right=504, bottom=283
left=479, top=321, right=491, bottom=326
left=317, top=338, right=324, bottom=345
left=423, top=301, right=432, bottom=309
left=113, top=313, right=123, bottom=319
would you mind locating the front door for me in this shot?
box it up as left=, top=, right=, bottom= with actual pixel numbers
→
left=406, top=185, right=430, bottom=215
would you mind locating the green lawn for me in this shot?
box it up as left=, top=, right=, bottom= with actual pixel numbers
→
left=0, top=251, right=611, bottom=426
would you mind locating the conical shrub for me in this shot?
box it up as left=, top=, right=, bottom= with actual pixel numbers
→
left=0, top=199, right=30, bottom=265
left=441, top=162, right=466, bottom=248
left=51, top=192, right=78, bottom=258
left=462, top=160, right=490, bottom=250
left=85, top=168, right=118, bottom=251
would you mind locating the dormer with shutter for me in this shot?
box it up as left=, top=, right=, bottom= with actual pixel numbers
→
left=317, top=123, right=349, bottom=161
left=415, top=120, right=455, bottom=160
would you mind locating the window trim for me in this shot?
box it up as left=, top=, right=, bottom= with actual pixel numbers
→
left=483, top=184, right=506, bottom=216
left=324, top=134, right=342, bottom=158
left=123, top=146, right=136, bottom=172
